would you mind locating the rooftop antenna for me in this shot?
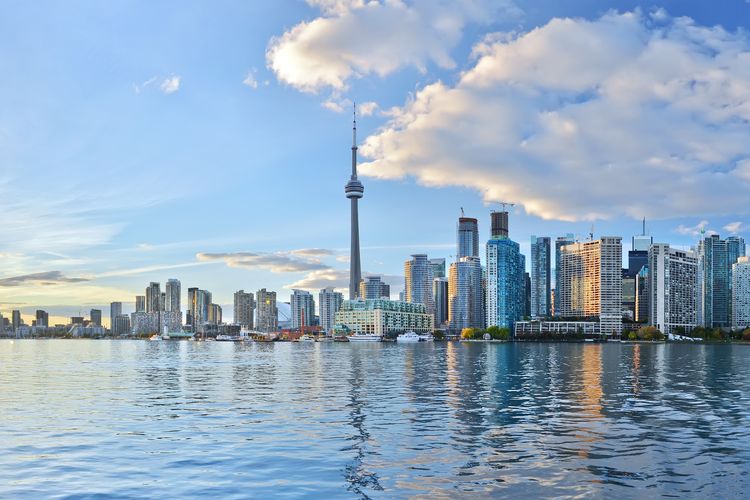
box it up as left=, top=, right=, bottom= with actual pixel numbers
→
left=589, top=223, right=595, bottom=241
left=642, top=217, right=646, bottom=236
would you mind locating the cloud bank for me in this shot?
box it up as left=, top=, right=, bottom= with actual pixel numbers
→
left=358, top=11, right=750, bottom=221
left=0, top=271, right=89, bottom=287
left=196, top=251, right=332, bottom=273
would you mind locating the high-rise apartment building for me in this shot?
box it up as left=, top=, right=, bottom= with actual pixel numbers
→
left=448, top=256, right=483, bottom=332
left=110, top=302, right=122, bottom=330
left=12, top=310, right=22, bottom=331
left=733, top=256, right=750, bottom=329
left=429, top=258, right=446, bottom=278
left=648, top=244, right=698, bottom=334
left=90, top=309, right=102, bottom=326
left=697, top=234, right=745, bottom=328
left=530, top=236, right=551, bottom=318
left=557, top=237, right=623, bottom=335
left=319, top=287, right=343, bottom=333
left=135, top=295, right=145, bottom=313
left=256, top=288, right=278, bottom=333
left=209, top=304, right=222, bottom=325
left=233, top=290, right=255, bottom=329
left=404, top=254, right=435, bottom=315
left=457, top=217, right=479, bottom=258
left=187, top=288, right=212, bottom=330
left=165, top=279, right=181, bottom=313
left=433, top=277, right=449, bottom=328
left=359, top=276, right=390, bottom=299
left=635, top=266, right=649, bottom=322
left=113, top=314, right=131, bottom=336
left=291, top=289, right=315, bottom=329
left=554, top=234, right=575, bottom=316
left=486, top=212, right=525, bottom=329
left=35, top=310, right=49, bottom=328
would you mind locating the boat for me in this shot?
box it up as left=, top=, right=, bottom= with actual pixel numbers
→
left=418, top=333, right=434, bottom=342
left=396, top=331, right=421, bottom=343
left=299, top=334, right=316, bottom=342
left=149, top=334, right=161, bottom=341
left=346, top=333, right=383, bottom=342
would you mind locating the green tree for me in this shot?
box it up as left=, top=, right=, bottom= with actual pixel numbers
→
left=485, top=325, right=510, bottom=340
left=742, top=328, right=750, bottom=342
left=636, top=326, right=663, bottom=341
left=461, top=328, right=482, bottom=340
left=628, top=331, right=638, bottom=340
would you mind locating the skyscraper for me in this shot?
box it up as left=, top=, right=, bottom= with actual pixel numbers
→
left=90, top=309, right=102, bottom=327
left=486, top=211, right=525, bottom=330
left=291, top=289, right=315, bottom=329
left=697, top=234, right=739, bottom=328
left=233, top=290, right=255, bottom=329
left=648, top=244, right=698, bottom=334
left=433, top=277, right=449, bottom=328
left=733, top=256, right=750, bottom=330
left=35, top=310, right=49, bottom=328
left=209, top=304, right=222, bottom=325
left=558, top=237, right=623, bottom=335
left=429, top=258, right=446, bottom=278
left=448, top=256, right=483, bottom=332
left=359, top=276, right=390, bottom=299
left=256, top=288, right=278, bottom=333
left=319, top=287, right=343, bottom=334
left=530, top=235, right=551, bottom=318
left=188, top=288, right=212, bottom=331
left=135, top=295, right=145, bottom=313
left=11, top=310, right=21, bottom=331
left=345, top=106, right=364, bottom=300
left=110, top=302, right=122, bottom=330
left=554, top=234, right=575, bottom=316
left=404, top=254, right=435, bottom=315
left=166, top=279, right=181, bottom=313
left=629, top=218, right=653, bottom=277
left=457, top=216, right=479, bottom=258
left=146, top=282, right=161, bottom=313
left=635, top=266, right=649, bottom=322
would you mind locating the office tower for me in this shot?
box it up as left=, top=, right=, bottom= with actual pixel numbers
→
left=319, top=287, right=343, bottom=333
left=554, top=234, right=575, bottom=316
left=648, top=244, right=698, bottom=334
left=291, top=289, right=315, bottom=329
left=345, top=106, right=364, bottom=300
left=429, top=258, right=446, bottom=279
left=449, top=256, right=483, bottom=332
left=35, top=310, right=49, bottom=328
left=360, top=276, right=390, bottom=299
left=530, top=236, right=552, bottom=317
left=457, top=216, right=479, bottom=258
left=113, top=314, right=131, bottom=336
left=486, top=211, right=525, bottom=329
left=135, top=295, right=146, bottom=313
left=635, top=266, right=649, bottom=322
left=11, top=310, right=21, bottom=331
left=233, top=290, right=255, bottom=329
left=628, top=218, right=653, bottom=278
left=622, top=268, right=636, bottom=320
left=433, top=277, right=449, bottom=328
left=110, top=302, right=122, bottom=330
left=524, top=272, right=531, bottom=318
left=733, top=256, right=750, bottom=329
left=697, top=234, right=737, bottom=328
left=90, top=309, right=102, bottom=327
left=146, top=282, right=161, bottom=313
left=256, top=288, right=278, bottom=332
left=404, top=254, right=435, bottom=314
left=558, top=237, right=623, bottom=335
left=208, top=304, right=222, bottom=325
left=166, top=279, right=181, bottom=313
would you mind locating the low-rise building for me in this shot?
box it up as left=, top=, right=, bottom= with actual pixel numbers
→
left=334, top=299, right=433, bottom=336
left=514, top=320, right=600, bottom=337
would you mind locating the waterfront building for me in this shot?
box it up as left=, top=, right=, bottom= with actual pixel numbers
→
left=457, top=216, right=479, bottom=258
left=291, top=289, right=315, bottom=329
left=345, top=106, right=364, bottom=300
left=733, top=256, right=750, bottom=329
left=635, top=265, right=649, bottom=322
left=135, top=295, right=145, bottom=313
left=35, top=310, right=49, bottom=328
left=429, top=258, right=446, bottom=278
left=319, top=287, right=343, bottom=333
left=524, top=272, right=531, bottom=318
left=433, top=277, right=449, bottom=328
left=110, top=302, right=122, bottom=330
left=256, top=288, right=278, bottom=332
left=486, top=211, right=525, bottom=330
left=648, top=244, right=698, bottom=334
left=448, top=256, right=483, bottom=332
left=629, top=219, right=652, bottom=277
left=187, top=288, right=212, bottom=331
left=530, top=236, right=552, bottom=318
left=404, top=254, right=435, bottom=315
left=622, top=269, right=636, bottom=320
left=233, top=290, right=255, bottom=329
left=697, top=234, right=746, bottom=328
left=12, top=310, right=21, bottom=331
left=209, top=304, right=222, bottom=325
left=90, top=309, right=102, bottom=327
left=165, top=279, right=181, bottom=314
left=146, top=282, right=161, bottom=313
left=334, top=299, right=433, bottom=336
left=113, top=314, right=130, bottom=336
left=554, top=234, right=575, bottom=316
left=130, top=311, right=159, bottom=335
left=515, top=320, right=600, bottom=337
left=359, top=276, right=390, bottom=299
left=557, top=237, right=623, bottom=335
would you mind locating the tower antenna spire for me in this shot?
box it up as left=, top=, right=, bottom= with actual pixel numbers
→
left=642, top=217, right=646, bottom=236
left=345, top=101, right=364, bottom=300
left=352, top=101, right=357, bottom=149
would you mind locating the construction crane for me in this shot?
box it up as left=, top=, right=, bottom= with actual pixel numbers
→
left=460, top=207, right=464, bottom=217
left=497, top=201, right=515, bottom=212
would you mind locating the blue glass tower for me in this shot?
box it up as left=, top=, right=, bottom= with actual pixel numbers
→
left=486, top=211, right=526, bottom=330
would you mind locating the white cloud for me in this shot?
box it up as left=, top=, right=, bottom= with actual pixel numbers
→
left=357, top=101, right=378, bottom=116
left=675, top=220, right=715, bottom=237
left=196, top=250, right=334, bottom=273
left=160, top=76, right=181, bottom=94
left=243, top=69, right=259, bottom=89
left=724, top=221, right=747, bottom=234
left=357, top=11, right=750, bottom=221
left=267, top=0, right=520, bottom=92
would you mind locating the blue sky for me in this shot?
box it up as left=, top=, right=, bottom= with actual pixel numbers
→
left=1, top=0, right=750, bottom=325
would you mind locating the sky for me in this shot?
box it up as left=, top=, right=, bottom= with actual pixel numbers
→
left=2, top=0, right=750, bottom=326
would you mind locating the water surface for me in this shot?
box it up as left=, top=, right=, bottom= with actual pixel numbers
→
left=1, top=340, right=749, bottom=498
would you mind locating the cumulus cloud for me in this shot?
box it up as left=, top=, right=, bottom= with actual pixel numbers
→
left=724, top=221, right=747, bottom=234
left=160, top=76, right=181, bottom=94
left=358, top=11, right=750, bottom=221
left=675, top=220, right=715, bottom=237
left=267, top=0, right=520, bottom=92
left=243, top=69, right=259, bottom=89
left=196, top=251, right=332, bottom=273
left=290, top=248, right=335, bottom=257
left=285, top=268, right=403, bottom=294
left=0, top=271, right=89, bottom=287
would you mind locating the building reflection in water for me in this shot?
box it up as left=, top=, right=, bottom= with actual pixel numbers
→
left=576, top=344, right=603, bottom=460
left=631, top=344, right=641, bottom=396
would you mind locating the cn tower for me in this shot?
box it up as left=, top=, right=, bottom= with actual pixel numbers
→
left=345, top=104, right=364, bottom=300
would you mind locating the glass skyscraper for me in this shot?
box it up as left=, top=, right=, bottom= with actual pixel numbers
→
left=486, top=212, right=525, bottom=330
left=554, top=234, right=575, bottom=316
left=457, top=217, right=479, bottom=259
left=530, top=236, right=551, bottom=318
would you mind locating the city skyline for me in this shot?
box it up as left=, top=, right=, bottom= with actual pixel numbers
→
left=3, top=1, right=750, bottom=325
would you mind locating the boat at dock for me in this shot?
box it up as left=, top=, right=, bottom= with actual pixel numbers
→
left=346, top=333, right=383, bottom=342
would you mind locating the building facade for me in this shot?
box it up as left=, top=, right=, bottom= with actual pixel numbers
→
left=233, top=290, right=255, bottom=328
left=530, top=235, right=551, bottom=318
left=448, top=256, right=483, bottom=332
left=404, top=254, right=435, bottom=315
left=319, top=287, right=343, bottom=333
left=335, top=299, right=433, bottom=336
left=486, top=232, right=525, bottom=330
left=146, top=282, right=161, bottom=313
left=433, top=277, right=449, bottom=329
left=291, top=289, right=315, bottom=329
left=733, top=256, right=750, bottom=330
left=256, top=288, right=278, bottom=333
left=90, top=309, right=102, bottom=326
left=165, top=279, right=181, bottom=314
left=554, top=234, right=575, bottom=316
left=359, top=276, right=390, bottom=300
left=648, top=244, right=698, bottom=334
left=457, top=216, right=479, bottom=258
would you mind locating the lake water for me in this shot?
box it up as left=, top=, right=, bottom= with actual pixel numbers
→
left=1, top=340, right=749, bottom=498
